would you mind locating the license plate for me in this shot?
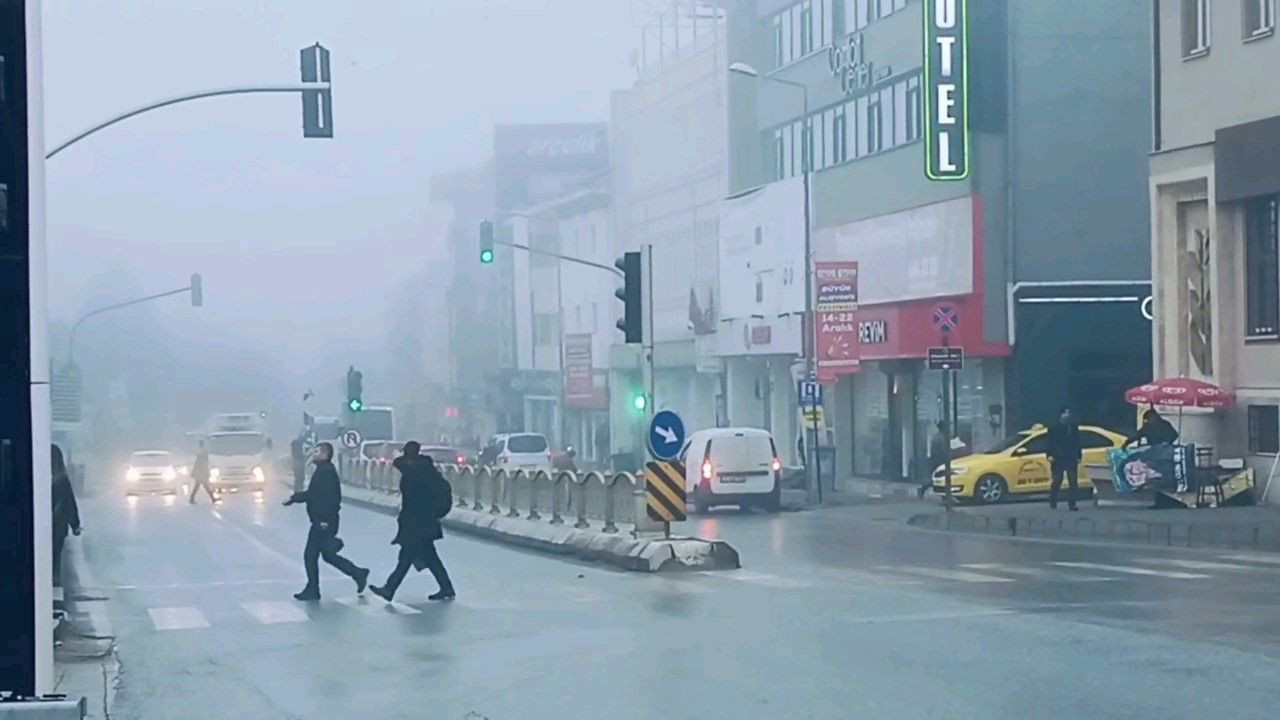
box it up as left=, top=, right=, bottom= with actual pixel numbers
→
left=718, top=476, right=747, bottom=484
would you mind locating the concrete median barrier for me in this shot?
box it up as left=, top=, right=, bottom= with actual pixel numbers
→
left=332, top=461, right=740, bottom=573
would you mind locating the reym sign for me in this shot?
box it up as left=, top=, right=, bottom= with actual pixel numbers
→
left=858, top=319, right=888, bottom=344
left=923, top=0, right=969, bottom=181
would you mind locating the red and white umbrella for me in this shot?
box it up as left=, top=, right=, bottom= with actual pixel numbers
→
left=1124, top=377, right=1235, bottom=409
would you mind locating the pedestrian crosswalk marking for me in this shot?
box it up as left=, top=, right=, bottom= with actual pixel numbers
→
left=1050, top=561, right=1210, bottom=579
left=1137, top=558, right=1264, bottom=572
left=240, top=601, right=308, bottom=625
left=878, top=566, right=1015, bottom=583
left=147, top=606, right=210, bottom=631
left=455, top=598, right=518, bottom=610
left=959, top=564, right=1115, bottom=582
left=713, top=571, right=813, bottom=588
left=334, top=595, right=421, bottom=616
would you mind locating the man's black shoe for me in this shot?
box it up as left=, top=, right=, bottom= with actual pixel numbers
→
left=369, top=584, right=393, bottom=602
left=428, top=588, right=456, bottom=601
left=354, top=567, right=369, bottom=594
left=293, top=589, right=320, bottom=601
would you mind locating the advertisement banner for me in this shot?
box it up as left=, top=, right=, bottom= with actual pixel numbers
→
left=1107, top=444, right=1193, bottom=494
left=564, top=334, right=594, bottom=406
left=815, top=262, right=860, bottom=382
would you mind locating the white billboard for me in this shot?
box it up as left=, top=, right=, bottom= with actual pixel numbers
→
left=814, top=195, right=973, bottom=304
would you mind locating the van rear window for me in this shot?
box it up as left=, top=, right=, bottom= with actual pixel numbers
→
left=708, top=435, right=773, bottom=467
left=507, top=435, right=548, bottom=453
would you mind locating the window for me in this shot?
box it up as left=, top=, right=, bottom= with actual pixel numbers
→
left=1183, top=0, right=1212, bottom=56
left=756, top=276, right=765, bottom=303
left=833, top=104, right=847, bottom=163
left=791, top=4, right=802, bottom=59
left=1245, top=0, right=1276, bottom=36
left=1246, top=196, right=1279, bottom=338
left=802, top=116, right=814, bottom=172
left=893, top=81, right=908, bottom=145
left=821, top=0, right=834, bottom=47
left=866, top=92, right=883, bottom=154
left=1249, top=405, right=1279, bottom=454
left=879, top=86, right=894, bottom=152
left=780, top=10, right=792, bottom=65
left=1081, top=431, right=1115, bottom=450
left=1020, top=434, right=1050, bottom=456
left=800, top=1, right=814, bottom=55
left=773, top=15, right=784, bottom=67
left=906, top=77, right=922, bottom=141
left=773, top=129, right=785, bottom=179
left=847, top=0, right=871, bottom=31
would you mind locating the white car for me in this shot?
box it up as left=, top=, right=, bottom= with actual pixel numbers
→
left=494, top=433, right=552, bottom=472
left=124, top=450, right=180, bottom=495
left=679, top=428, right=782, bottom=513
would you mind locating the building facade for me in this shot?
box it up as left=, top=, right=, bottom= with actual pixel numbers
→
left=725, top=0, right=1152, bottom=482
left=1149, top=0, right=1280, bottom=486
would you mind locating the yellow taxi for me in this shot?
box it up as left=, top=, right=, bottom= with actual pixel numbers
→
left=931, top=424, right=1126, bottom=504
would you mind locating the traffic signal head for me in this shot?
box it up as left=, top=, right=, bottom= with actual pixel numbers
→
left=479, top=220, right=495, bottom=264
left=614, top=251, right=642, bottom=344
left=190, top=273, right=203, bottom=307
left=347, top=397, right=364, bottom=413
left=346, top=367, right=363, bottom=413
left=631, top=392, right=647, bottom=412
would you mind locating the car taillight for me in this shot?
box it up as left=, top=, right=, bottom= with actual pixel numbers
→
left=701, top=459, right=714, bottom=480
left=772, top=457, right=782, bottom=472
left=456, top=454, right=466, bottom=464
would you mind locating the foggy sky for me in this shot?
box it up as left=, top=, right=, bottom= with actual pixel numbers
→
left=43, top=0, right=637, bottom=403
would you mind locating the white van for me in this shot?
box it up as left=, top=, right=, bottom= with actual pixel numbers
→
left=495, top=433, right=552, bottom=472
left=679, top=427, right=782, bottom=513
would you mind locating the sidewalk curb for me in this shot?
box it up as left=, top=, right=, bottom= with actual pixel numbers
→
left=907, top=510, right=1280, bottom=552
left=341, top=485, right=740, bottom=573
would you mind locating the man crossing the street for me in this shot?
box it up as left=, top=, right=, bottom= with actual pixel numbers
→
left=284, top=441, right=370, bottom=601
left=1047, top=406, right=1083, bottom=511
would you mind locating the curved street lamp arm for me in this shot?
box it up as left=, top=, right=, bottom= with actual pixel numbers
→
left=66, top=286, right=192, bottom=366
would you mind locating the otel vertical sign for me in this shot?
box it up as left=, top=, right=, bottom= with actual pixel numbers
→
left=923, top=0, right=969, bottom=180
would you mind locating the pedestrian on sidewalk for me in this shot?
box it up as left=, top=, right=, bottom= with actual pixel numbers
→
left=370, top=442, right=455, bottom=602
left=918, top=421, right=949, bottom=499
left=283, top=441, right=370, bottom=601
left=51, top=444, right=81, bottom=587
left=1124, top=408, right=1179, bottom=448
left=1046, top=406, right=1082, bottom=511
left=189, top=440, right=217, bottom=505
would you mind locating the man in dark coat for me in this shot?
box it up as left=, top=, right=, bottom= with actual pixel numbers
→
left=1046, top=406, right=1082, bottom=511
left=370, top=442, right=455, bottom=602
left=51, top=444, right=81, bottom=587
left=284, top=442, right=369, bottom=601
left=189, top=440, right=217, bottom=504
left=1124, top=408, right=1180, bottom=448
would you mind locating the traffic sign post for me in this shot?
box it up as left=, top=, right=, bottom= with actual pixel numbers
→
left=797, top=380, right=823, bottom=407
left=927, top=344, right=963, bottom=509
left=644, top=460, right=687, bottom=538
left=648, top=410, right=685, bottom=461
left=340, top=428, right=363, bottom=451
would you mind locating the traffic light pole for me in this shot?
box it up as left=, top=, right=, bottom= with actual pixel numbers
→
left=494, top=238, right=625, bottom=278
left=65, top=281, right=201, bottom=369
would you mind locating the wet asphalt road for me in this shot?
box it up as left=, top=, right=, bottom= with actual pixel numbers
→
left=75, top=485, right=1280, bottom=719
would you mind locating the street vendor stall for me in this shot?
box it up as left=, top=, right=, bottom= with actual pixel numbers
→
left=1086, top=378, right=1254, bottom=508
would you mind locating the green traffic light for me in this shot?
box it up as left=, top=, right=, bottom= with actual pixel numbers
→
left=348, top=398, right=363, bottom=412
left=480, top=249, right=494, bottom=264
left=631, top=394, right=647, bottom=411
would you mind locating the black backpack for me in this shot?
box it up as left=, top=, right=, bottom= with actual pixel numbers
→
left=428, top=470, right=453, bottom=518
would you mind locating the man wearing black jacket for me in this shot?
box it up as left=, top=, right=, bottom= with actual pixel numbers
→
left=369, top=442, right=455, bottom=602
left=1046, top=406, right=1082, bottom=511
left=284, top=442, right=369, bottom=601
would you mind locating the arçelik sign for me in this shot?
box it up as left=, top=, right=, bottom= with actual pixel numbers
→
left=923, top=0, right=969, bottom=181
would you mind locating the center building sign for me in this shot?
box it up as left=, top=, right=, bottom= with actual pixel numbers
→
left=923, top=0, right=969, bottom=180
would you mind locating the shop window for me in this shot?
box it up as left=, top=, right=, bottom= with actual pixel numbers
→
left=1245, top=196, right=1279, bottom=338
left=1183, top=0, right=1212, bottom=56
left=1248, top=405, right=1279, bottom=454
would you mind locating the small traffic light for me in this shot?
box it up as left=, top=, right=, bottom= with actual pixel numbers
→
left=479, top=220, right=495, bottom=264
left=631, top=392, right=647, bottom=412
left=615, top=251, right=642, bottom=343
left=346, top=365, right=363, bottom=413
left=190, top=273, right=203, bottom=307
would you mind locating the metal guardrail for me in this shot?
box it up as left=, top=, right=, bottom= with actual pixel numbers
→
left=338, top=458, right=645, bottom=534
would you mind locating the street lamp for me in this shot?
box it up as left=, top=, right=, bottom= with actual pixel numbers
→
left=729, top=62, right=822, bottom=503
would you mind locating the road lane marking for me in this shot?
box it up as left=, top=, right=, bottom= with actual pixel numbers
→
left=1050, top=561, right=1210, bottom=579
left=454, top=599, right=518, bottom=610
left=876, top=566, right=1015, bottom=583
left=334, top=595, right=421, bottom=616
left=960, top=563, right=1116, bottom=582
left=1217, top=552, right=1280, bottom=566
left=845, top=608, right=1017, bottom=624
left=147, top=606, right=210, bottom=631
left=1137, top=558, right=1263, bottom=572
left=240, top=601, right=309, bottom=625
left=706, top=571, right=814, bottom=588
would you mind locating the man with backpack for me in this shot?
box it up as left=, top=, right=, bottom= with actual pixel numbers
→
left=370, top=441, right=456, bottom=602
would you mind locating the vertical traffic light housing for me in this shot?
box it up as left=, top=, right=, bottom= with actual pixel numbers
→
left=615, top=251, right=642, bottom=343
left=346, top=366, right=363, bottom=413
left=190, top=273, right=203, bottom=307
left=479, top=220, right=495, bottom=264
left=300, top=43, right=334, bottom=139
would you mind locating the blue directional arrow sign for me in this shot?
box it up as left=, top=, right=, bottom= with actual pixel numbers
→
left=648, top=409, right=686, bottom=461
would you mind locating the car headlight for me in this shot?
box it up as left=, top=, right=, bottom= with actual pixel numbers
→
left=163, top=467, right=177, bottom=482
left=947, top=466, right=969, bottom=477
left=209, top=467, right=220, bottom=479
left=126, top=467, right=140, bottom=482
left=178, top=466, right=190, bottom=476
left=252, top=466, right=265, bottom=482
